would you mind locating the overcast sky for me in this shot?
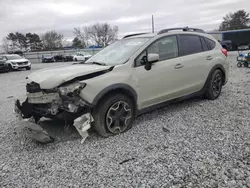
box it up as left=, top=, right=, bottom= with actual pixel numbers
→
left=0, top=0, right=250, bottom=41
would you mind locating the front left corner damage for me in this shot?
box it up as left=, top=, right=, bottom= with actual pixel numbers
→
left=14, top=99, right=94, bottom=144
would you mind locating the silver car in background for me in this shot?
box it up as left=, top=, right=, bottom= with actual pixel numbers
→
left=0, top=54, right=31, bottom=71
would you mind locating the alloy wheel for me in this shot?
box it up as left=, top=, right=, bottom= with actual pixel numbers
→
left=212, top=73, right=222, bottom=97
left=106, top=101, right=132, bottom=134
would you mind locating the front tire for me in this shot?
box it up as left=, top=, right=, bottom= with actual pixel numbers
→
left=205, top=69, right=223, bottom=100
left=26, top=66, right=31, bottom=70
left=92, top=94, right=135, bottom=137
left=237, top=62, right=242, bottom=67
left=8, top=64, right=13, bottom=71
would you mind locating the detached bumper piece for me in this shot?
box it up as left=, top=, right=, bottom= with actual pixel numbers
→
left=14, top=99, right=54, bottom=144
left=20, top=117, right=54, bottom=144
left=73, top=113, right=93, bottom=143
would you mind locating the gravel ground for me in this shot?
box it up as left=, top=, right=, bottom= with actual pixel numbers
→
left=0, top=55, right=250, bottom=188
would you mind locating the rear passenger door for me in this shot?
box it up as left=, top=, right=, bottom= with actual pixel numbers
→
left=176, top=34, right=211, bottom=95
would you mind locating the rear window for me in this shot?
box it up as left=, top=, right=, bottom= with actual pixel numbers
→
left=204, top=37, right=216, bottom=50
left=178, top=35, right=203, bottom=56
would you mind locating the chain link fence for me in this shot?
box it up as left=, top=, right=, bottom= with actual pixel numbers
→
left=23, top=48, right=102, bottom=63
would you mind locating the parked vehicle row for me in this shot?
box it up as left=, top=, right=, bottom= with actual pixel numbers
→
left=0, top=54, right=31, bottom=72
left=42, top=52, right=92, bottom=63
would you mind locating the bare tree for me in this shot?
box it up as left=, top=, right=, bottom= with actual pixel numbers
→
left=73, top=23, right=118, bottom=47
left=41, top=30, right=64, bottom=50
left=1, top=38, right=11, bottom=52
left=73, top=27, right=89, bottom=47
left=88, top=23, right=118, bottom=47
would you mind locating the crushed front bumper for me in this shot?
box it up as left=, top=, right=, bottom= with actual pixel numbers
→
left=14, top=96, right=93, bottom=144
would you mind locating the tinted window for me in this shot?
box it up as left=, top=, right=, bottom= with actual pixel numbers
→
left=178, top=35, right=203, bottom=56
left=204, top=37, right=216, bottom=49
left=200, top=37, right=210, bottom=51
left=135, top=35, right=178, bottom=67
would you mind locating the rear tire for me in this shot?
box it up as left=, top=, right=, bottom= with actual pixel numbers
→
left=92, top=93, right=135, bottom=137
left=205, top=69, right=223, bottom=100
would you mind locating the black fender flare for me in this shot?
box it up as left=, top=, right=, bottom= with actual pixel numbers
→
left=92, top=83, right=138, bottom=109
left=202, top=64, right=226, bottom=92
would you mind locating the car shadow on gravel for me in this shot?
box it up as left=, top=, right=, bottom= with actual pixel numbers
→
left=38, top=119, right=82, bottom=143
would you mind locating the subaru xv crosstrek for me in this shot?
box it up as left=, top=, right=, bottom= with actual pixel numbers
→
left=14, top=27, right=229, bottom=142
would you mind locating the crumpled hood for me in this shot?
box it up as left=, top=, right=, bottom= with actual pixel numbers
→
left=28, top=64, right=112, bottom=89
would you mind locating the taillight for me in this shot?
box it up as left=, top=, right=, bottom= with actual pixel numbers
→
left=221, top=48, right=227, bottom=57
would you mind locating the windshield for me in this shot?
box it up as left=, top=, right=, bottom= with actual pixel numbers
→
left=6, top=55, right=23, bottom=60
left=85, top=37, right=151, bottom=65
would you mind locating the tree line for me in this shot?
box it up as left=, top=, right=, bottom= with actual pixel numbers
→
left=2, top=22, right=118, bottom=52
left=2, top=9, right=250, bottom=52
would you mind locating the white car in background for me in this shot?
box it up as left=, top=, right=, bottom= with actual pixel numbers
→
left=0, top=54, right=31, bottom=71
left=73, top=52, right=92, bottom=62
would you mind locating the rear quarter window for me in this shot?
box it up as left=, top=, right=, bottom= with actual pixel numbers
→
left=204, top=37, right=216, bottom=50
left=200, top=37, right=210, bottom=51
left=178, top=35, right=203, bottom=56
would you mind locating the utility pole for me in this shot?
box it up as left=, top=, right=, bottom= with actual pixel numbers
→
left=152, top=15, right=155, bottom=33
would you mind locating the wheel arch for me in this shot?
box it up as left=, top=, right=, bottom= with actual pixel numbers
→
left=202, top=64, right=226, bottom=92
left=92, top=83, right=138, bottom=112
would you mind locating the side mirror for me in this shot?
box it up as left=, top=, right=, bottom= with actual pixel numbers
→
left=148, top=53, right=159, bottom=63
left=144, top=53, right=159, bottom=71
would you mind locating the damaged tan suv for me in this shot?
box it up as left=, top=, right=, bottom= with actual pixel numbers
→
left=14, top=27, right=229, bottom=143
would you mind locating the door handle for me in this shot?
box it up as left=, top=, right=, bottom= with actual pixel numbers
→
left=206, top=56, right=213, bottom=60
left=175, top=63, right=184, bottom=69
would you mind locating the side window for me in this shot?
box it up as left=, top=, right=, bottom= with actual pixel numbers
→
left=135, top=36, right=178, bottom=67
left=135, top=51, right=147, bottom=67
left=204, top=37, right=216, bottom=50
left=200, top=37, right=210, bottom=51
left=178, top=35, right=203, bottom=56
left=148, top=36, right=178, bottom=61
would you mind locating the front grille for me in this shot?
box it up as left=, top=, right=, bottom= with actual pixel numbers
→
left=17, top=61, right=28, bottom=65
left=26, top=82, right=41, bottom=93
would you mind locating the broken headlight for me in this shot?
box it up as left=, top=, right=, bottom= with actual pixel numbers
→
left=59, top=82, right=86, bottom=96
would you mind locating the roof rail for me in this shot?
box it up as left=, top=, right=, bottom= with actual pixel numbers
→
left=123, top=32, right=149, bottom=39
left=157, top=27, right=205, bottom=35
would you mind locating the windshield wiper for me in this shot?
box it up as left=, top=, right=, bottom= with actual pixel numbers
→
left=87, top=62, right=106, bottom=66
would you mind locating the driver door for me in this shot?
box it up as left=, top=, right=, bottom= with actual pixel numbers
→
left=133, top=35, right=185, bottom=109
